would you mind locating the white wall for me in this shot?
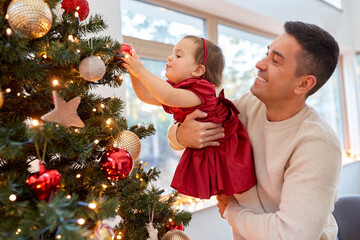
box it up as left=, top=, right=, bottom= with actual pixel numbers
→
left=349, top=0, right=360, bottom=51
left=87, top=0, right=126, bottom=98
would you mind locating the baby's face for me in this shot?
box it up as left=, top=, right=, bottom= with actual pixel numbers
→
left=166, top=38, right=200, bottom=83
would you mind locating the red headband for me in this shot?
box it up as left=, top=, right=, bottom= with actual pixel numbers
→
left=201, top=37, right=207, bottom=65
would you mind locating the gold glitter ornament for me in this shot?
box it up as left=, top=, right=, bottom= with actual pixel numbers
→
left=162, top=230, right=190, bottom=240
left=79, top=56, right=106, bottom=82
left=6, top=0, right=52, bottom=39
left=115, top=130, right=141, bottom=161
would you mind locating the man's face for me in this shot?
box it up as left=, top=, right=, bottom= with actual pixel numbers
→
left=250, top=33, right=303, bottom=106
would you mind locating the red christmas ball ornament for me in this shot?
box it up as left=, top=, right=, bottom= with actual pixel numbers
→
left=100, top=147, right=133, bottom=181
left=26, top=162, right=61, bottom=202
left=61, top=0, right=89, bottom=21
left=166, top=222, right=185, bottom=232
left=120, top=43, right=134, bottom=56
left=114, top=43, right=135, bottom=64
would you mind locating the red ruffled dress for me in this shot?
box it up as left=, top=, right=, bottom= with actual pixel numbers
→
left=163, top=78, right=256, bottom=199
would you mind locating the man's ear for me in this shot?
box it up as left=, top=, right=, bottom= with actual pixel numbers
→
left=192, top=64, right=206, bottom=77
left=294, top=75, right=317, bottom=95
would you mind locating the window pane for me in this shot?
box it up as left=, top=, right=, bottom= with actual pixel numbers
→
left=120, top=0, right=205, bottom=44
left=306, top=68, right=345, bottom=148
left=125, top=59, right=179, bottom=190
left=218, top=24, right=272, bottom=100
left=322, top=0, right=342, bottom=9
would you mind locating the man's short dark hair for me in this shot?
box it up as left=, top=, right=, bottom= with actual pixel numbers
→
left=284, top=21, right=339, bottom=97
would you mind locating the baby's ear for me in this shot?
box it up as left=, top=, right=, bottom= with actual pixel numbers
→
left=192, top=64, right=206, bottom=77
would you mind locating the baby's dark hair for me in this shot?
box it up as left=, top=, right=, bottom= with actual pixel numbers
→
left=183, top=35, right=225, bottom=87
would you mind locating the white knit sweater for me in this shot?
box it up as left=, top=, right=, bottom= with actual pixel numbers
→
left=168, top=92, right=342, bottom=240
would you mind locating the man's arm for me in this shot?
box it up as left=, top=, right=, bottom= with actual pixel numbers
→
left=167, top=109, right=225, bottom=149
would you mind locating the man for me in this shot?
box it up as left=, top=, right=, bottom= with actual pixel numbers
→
left=167, top=21, right=342, bottom=239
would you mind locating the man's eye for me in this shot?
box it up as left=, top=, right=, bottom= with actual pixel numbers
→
left=176, top=55, right=181, bottom=58
left=272, top=58, right=279, bottom=63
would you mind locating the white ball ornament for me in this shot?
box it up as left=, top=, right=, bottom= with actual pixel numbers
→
left=79, top=56, right=106, bottom=82
left=6, top=0, right=53, bottom=39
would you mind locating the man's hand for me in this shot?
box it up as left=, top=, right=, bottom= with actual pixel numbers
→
left=217, top=194, right=236, bottom=218
left=177, top=109, right=224, bottom=149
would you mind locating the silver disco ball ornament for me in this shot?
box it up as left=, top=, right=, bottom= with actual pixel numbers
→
left=7, top=0, right=53, bottom=39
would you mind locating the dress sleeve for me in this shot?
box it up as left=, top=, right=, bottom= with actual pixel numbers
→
left=167, top=121, right=186, bottom=151
left=174, top=78, right=215, bottom=105
left=224, top=138, right=341, bottom=240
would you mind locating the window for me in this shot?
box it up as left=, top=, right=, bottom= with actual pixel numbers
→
left=307, top=67, right=345, bottom=148
left=124, top=59, right=178, bottom=190
left=356, top=54, right=360, bottom=97
left=120, top=0, right=350, bottom=206
left=120, top=0, right=206, bottom=192
left=218, top=24, right=273, bottom=99
left=121, top=0, right=205, bottom=45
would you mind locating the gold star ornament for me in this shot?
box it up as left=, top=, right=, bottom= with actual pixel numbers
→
left=41, top=90, right=85, bottom=128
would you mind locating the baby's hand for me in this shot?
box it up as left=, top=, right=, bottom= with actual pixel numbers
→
left=121, top=51, right=145, bottom=78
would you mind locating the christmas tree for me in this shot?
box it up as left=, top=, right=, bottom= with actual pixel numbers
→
left=0, top=0, right=191, bottom=239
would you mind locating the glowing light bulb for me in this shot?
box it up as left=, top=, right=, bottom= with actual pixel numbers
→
left=66, top=195, right=72, bottom=199
left=76, top=174, right=81, bottom=178
left=56, top=235, right=62, bottom=239
left=5, top=14, right=9, bottom=19
left=92, top=108, right=97, bottom=112
left=88, top=202, right=97, bottom=209
left=74, top=12, right=79, bottom=18
left=32, top=119, right=39, bottom=127
left=5, top=88, right=11, bottom=93
left=43, top=54, right=47, bottom=59
left=100, top=104, right=105, bottom=108
left=6, top=28, right=12, bottom=35
left=68, top=35, right=74, bottom=42
left=94, top=139, right=99, bottom=144
left=52, top=79, right=59, bottom=86
left=9, top=194, right=17, bottom=201
left=106, top=119, right=111, bottom=125
left=77, top=218, right=85, bottom=225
